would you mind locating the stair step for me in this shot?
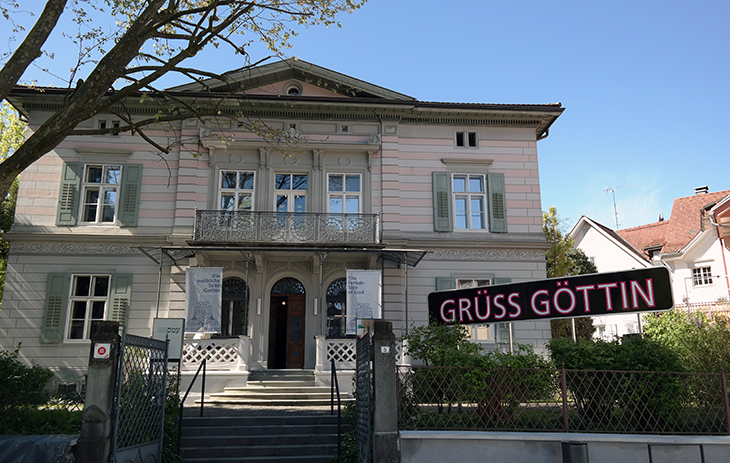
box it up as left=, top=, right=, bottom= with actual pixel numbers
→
left=182, top=456, right=336, bottom=463
left=223, top=385, right=325, bottom=393
left=182, top=415, right=343, bottom=427
left=242, top=381, right=316, bottom=388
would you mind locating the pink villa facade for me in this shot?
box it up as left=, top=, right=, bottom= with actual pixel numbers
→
left=1, top=60, right=563, bottom=391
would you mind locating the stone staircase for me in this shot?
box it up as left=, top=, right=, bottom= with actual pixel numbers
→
left=204, top=369, right=353, bottom=406
left=180, top=414, right=348, bottom=463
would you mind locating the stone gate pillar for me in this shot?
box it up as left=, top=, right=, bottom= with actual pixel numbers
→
left=373, top=320, right=399, bottom=463
left=76, top=321, right=120, bottom=463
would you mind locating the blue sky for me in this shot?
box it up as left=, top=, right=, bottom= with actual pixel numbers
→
left=9, top=0, right=730, bottom=231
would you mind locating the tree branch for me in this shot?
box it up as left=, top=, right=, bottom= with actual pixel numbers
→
left=0, top=0, right=67, bottom=101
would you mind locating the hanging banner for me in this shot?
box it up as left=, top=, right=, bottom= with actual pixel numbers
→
left=346, top=270, right=382, bottom=335
left=185, top=267, right=223, bottom=333
left=428, top=267, right=673, bottom=325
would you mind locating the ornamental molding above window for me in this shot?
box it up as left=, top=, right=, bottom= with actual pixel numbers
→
left=441, top=158, right=494, bottom=166
left=12, top=242, right=140, bottom=255
left=428, top=248, right=544, bottom=262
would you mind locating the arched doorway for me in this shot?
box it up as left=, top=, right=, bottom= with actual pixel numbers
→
left=220, top=277, right=249, bottom=337
left=326, top=278, right=347, bottom=338
left=268, top=277, right=305, bottom=369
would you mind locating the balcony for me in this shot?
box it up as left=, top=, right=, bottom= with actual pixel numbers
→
left=193, top=210, right=380, bottom=246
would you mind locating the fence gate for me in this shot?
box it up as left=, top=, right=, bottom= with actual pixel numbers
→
left=356, top=331, right=372, bottom=463
left=112, top=334, right=168, bottom=463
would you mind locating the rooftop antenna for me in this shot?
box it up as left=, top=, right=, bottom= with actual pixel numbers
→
left=604, top=184, right=631, bottom=229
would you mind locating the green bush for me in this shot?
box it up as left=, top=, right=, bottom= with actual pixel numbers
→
left=547, top=337, right=686, bottom=430
left=403, top=323, right=481, bottom=366
left=0, top=408, right=82, bottom=435
left=0, top=344, right=54, bottom=412
left=643, top=310, right=730, bottom=373
left=162, top=373, right=183, bottom=463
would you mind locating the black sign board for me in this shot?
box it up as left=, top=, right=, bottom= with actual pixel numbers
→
left=428, top=267, right=673, bottom=325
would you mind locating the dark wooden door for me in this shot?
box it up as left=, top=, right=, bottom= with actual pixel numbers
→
left=286, top=295, right=305, bottom=369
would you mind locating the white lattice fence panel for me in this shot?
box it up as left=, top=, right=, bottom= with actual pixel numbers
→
left=327, top=339, right=356, bottom=368
left=182, top=339, right=239, bottom=368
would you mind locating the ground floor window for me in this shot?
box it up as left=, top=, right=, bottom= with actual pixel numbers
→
left=457, top=278, right=494, bottom=341
left=220, top=277, right=249, bottom=337
left=68, top=274, right=110, bottom=339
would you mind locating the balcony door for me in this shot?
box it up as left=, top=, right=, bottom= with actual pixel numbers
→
left=268, top=277, right=305, bottom=369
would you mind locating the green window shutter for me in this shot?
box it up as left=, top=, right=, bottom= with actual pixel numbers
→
left=432, top=172, right=453, bottom=232
left=56, top=163, right=82, bottom=226
left=110, top=274, right=133, bottom=329
left=41, top=273, right=70, bottom=343
left=436, top=277, right=456, bottom=291
left=117, top=164, right=142, bottom=227
left=493, top=277, right=512, bottom=342
left=487, top=172, right=507, bottom=233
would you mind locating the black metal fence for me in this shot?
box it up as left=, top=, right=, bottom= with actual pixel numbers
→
left=397, top=366, right=730, bottom=435
left=112, top=334, right=168, bottom=463
left=356, top=332, right=372, bottom=463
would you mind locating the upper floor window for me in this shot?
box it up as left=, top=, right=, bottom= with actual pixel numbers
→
left=275, top=173, right=307, bottom=213
left=98, top=118, right=121, bottom=136
left=453, top=174, right=486, bottom=230
left=220, top=170, right=254, bottom=211
left=328, top=174, right=361, bottom=213
left=67, top=274, right=110, bottom=340
left=692, top=267, right=713, bottom=286
left=455, top=130, right=477, bottom=148
left=81, top=164, right=121, bottom=224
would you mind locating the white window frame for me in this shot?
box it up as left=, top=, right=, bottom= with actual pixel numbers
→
left=455, top=129, right=478, bottom=148
left=692, top=266, right=713, bottom=286
left=457, top=278, right=494, bottom=342
left=274, top=173, right=308, bottom=213
left=66, top=274, right=111, bottom=340
left=327, top=173, right=362, bottom=214
left=219, top=170, right=255, bottom=211
left=452, top=173, right=487, bottom=230
left=80, top=164, right=121, bottom=224
left=98, top=118, right=121, bottom=136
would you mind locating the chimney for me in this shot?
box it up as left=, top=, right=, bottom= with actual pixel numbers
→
left=694, top=185, right=709, bottom=195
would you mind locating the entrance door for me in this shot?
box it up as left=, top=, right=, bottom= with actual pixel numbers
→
left=268, top=278, right=306, bottom=369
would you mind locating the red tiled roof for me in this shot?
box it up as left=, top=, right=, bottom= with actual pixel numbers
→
left=617, top=221, right=670, bottom=260
left=617, top=190, right=730, bottom=256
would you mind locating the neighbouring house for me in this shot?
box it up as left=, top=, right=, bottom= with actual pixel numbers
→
left=0, top=59, right=562, bottom=392
left=570, top=186, right=730, bottom=340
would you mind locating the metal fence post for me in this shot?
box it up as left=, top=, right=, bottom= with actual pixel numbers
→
left=721, top=370, right=730, bottom=435
left=76, top=321, right=120, bottom=463
left=561, top=365, right=570, bottom=433
left=373, top=320, right=399, bottom=463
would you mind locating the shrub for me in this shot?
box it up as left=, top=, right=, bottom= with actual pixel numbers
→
left=0, top=344, right=54, bottom=413
left=403, top=323, right=481, bottom=366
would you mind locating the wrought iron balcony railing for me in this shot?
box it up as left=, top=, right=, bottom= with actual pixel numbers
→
left=194, top=210, right=380, bottom=245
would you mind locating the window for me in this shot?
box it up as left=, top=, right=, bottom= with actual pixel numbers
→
left=455, top=130, right=477, bottom=147
left=457, top=278, right=493, bottom=341
left=98, top=119, right=121, bottom=136
left=328, top=174, right=361, bottom=213
left=81, top=164, right=121, bottom=224
left=67, top=275, right=110, bottom=340
left=57, top=162, right=142, bottom=227
left=220, top=170, right=254, bottom=210
left=453, top=174, right=486, bottom=229
left=275, top=173, right=307, bottom=213
left=432, top=171, right=506, bottom=233
left=692, top=267, right=713, bottom=286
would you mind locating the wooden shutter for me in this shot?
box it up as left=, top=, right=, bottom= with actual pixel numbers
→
left=40, top=273, right=70, bottom=343
left=435, top=277, right=456, bottom=291
left=56, top=163, right=82, bottom=226
left=117, top=164, right=142, bottom=227
left=488, top=172, right=507, bottom=233
left=493, top=277, right=512, bottom=342
left=110, top=274, right=133, bottom=329
left=432, top=172, right=453, bottom=232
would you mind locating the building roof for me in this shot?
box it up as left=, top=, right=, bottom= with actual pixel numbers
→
left=616, top=189, right=730, bottom=257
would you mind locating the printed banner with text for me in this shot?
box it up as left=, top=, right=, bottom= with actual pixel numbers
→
left=346, top=270, right=382, bottom=335
left=185, top=267, right=223, bottom=333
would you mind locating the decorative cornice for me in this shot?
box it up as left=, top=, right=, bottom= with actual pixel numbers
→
left=427, top=248, right=545, bottom=262
left=11, top=242, right=141, bottom=255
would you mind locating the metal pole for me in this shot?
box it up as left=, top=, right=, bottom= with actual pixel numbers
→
left=155, top=248, right=163, bottom=318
